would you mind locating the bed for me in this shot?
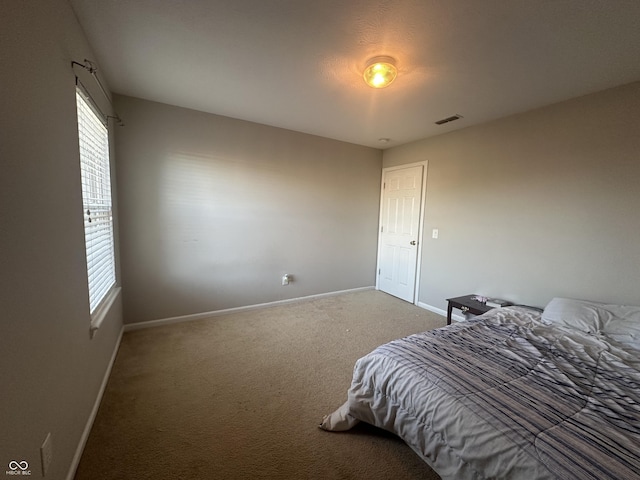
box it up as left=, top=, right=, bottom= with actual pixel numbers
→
left=320, top=298, right=640, bottom=479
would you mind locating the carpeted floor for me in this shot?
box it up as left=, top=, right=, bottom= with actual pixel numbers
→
left=75, top=290, right=446, bottom=479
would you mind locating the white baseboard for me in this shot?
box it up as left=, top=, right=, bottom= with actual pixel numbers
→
left=66, top=326, right=124, bottom=480
left=417, top=301, right=464, bottom=323
left=123, top=286, right=375, bottom=332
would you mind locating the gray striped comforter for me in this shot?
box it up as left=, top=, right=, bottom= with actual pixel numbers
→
left=321, top=307, right=640, bottom=479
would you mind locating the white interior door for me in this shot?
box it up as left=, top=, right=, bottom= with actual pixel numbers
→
left=377, top=165, right=424, bottom=303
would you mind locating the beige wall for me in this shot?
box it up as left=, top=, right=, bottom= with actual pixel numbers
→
left=114, top=96, right=382, bottom=324
left=384, top=81, right=640, bottom=311
left=0, top=0, right=123, bottom=478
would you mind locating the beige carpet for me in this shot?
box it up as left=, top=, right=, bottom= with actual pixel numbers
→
left=75, top=290, right=446, bottom=479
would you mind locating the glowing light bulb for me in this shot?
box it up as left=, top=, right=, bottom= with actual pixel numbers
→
left=363, top=56, right=397, bottom=88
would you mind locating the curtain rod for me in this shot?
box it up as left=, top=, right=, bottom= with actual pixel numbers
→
left=72, top=59, right=124, bottom=126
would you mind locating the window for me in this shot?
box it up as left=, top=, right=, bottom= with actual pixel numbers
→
left=76, top=88, right=116, bottom=315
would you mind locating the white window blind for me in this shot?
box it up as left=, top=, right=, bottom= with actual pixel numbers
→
left=76, top=89, right=116, bottom=314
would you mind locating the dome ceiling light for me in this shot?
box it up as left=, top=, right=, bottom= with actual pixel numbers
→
left=363, top=56, right=397, bottom=89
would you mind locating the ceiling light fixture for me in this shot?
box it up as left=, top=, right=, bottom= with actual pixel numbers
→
left=363, top=56, right=397, bottom=89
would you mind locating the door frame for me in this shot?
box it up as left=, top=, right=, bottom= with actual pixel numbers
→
left=375, top=161, right=428, bottom=305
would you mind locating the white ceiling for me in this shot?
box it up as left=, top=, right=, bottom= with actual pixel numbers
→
left=69, top=0, right=640, bottom=149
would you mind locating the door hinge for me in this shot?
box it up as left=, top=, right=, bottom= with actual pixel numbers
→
left=378, top=268, right=381, bottom=275
left=381, top=225, right=384, bottom=233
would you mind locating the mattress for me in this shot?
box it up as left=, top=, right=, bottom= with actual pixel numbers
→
left=320, top=306, right=640, bottom=479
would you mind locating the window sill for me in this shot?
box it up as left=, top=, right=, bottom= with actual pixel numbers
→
left=90, top=286, right=121, bottom=339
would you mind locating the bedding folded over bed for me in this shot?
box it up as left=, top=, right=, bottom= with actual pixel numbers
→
left=321, top=306, right=640, bottom=480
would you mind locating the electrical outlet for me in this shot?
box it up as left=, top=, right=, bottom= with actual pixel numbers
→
left=40, top=433, right=52, bottom=477
left=282, top=274, right=290, bottom=286
left=432, top=228, right=439, bottom=239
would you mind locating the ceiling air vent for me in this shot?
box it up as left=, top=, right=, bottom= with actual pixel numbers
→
left=435, top=114, right=463, bottom=125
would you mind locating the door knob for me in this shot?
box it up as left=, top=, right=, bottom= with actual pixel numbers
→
left=410, top=240, right=416, bottom=245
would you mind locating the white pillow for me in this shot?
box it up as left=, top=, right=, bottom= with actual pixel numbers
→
left=600, top=305, right=640, bottom=350
left=542, top=297, right=640, bottom=350
left=541, top=297, right=604, bottom=333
